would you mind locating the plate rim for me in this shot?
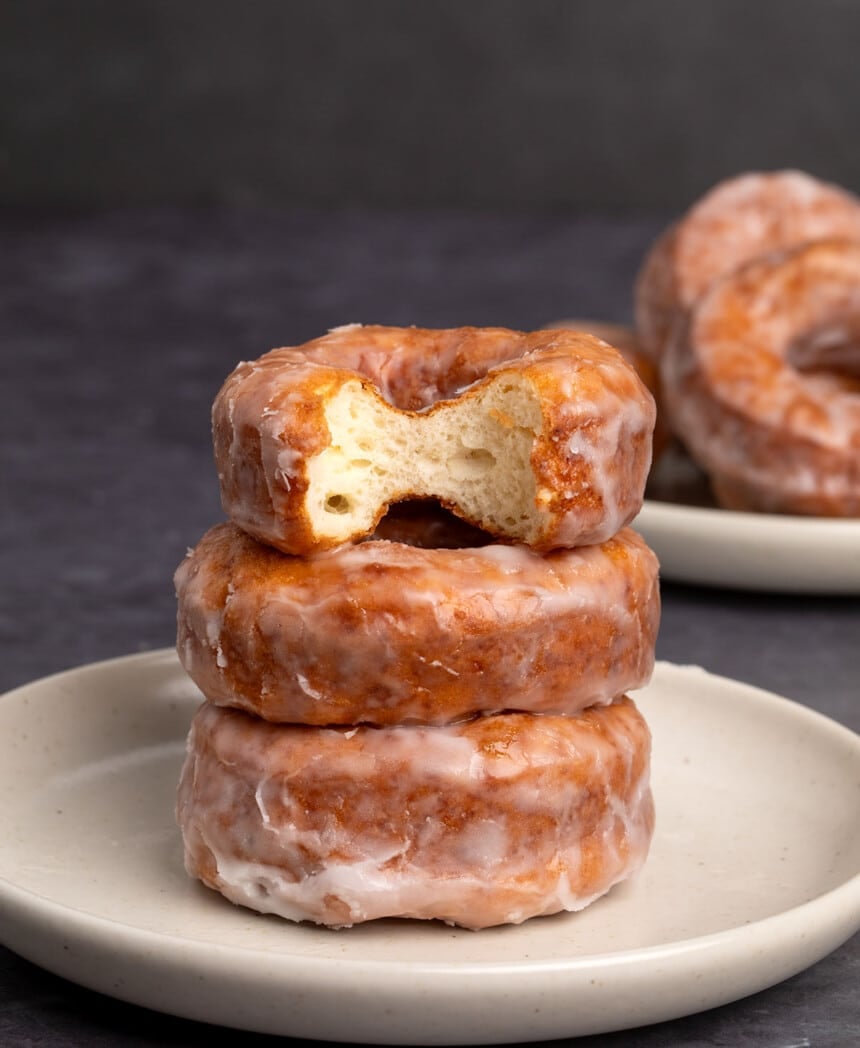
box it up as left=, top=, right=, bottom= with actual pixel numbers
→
left=639, top=496, right=860, bottom=535
left=634, top=498, right=860, bottom=592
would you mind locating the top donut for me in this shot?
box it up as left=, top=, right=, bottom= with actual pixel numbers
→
left=212, top=324, right=656, bottom=554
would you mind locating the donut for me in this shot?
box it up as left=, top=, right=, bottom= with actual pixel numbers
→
left=175, top=517, right=660, bottom=726
left=661, top=238, right=860, bottom=516
left=635, top=170, right=860, bottom=362
left=175, top=696, right=654, bottom=930
left=212, top=324, right=655, bottom=555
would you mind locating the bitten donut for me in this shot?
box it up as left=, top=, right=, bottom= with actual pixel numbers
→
left=176, top=696, right=654, bottom=930
left=635, top=170, right=860, bottom=362
left=175, top=518, right=660, bottom=726
left=212, top=325, right=655, bottom=555
left=662, top=239, right=860, bottom=516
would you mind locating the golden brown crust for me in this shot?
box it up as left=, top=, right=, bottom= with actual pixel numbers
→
left=176, top=696, right=655, bottom=929
left=175, top=519, right=660, bottom=725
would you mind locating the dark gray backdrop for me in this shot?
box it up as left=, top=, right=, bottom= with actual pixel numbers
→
left=3, top=0, right=859, bottom=211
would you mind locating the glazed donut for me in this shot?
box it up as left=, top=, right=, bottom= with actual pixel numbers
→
left=635, top=170, right=860, bottom=361
left=175, top=517, right=660, bottom=726
left=176, top=696, right=654, bottom=930
left=212, top=324, right=655, bottom=555
left=662, top=239, right=860, bottom=516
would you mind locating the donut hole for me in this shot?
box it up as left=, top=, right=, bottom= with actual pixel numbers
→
left=788, top=323, right=860, bottom=383
left=373, top=500, right=494, bottom=548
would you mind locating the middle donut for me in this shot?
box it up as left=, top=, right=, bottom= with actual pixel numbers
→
left=175, top=515, right=660, bottom=726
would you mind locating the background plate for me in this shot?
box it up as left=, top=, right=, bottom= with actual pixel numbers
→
left=0, top=651, right=858, bottom=1044
left=635, top=447, right=860, bottom=593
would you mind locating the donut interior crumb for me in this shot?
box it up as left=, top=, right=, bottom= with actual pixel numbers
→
left=306, top=376, right=544, bottom=543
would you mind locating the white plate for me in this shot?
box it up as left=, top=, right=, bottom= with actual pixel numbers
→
left=635, top=448, right=860, bottom=593
left=1, top=651, right=858, bottom=1044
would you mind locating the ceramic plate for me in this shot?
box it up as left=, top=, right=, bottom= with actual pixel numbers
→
left=0, top=651, right=858, bottom=1044
left=635, top=447, right=860, bottom=593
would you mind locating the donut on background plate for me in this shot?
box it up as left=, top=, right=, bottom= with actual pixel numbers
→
left=662, top=239, right=860, bottom=516
left=634, top=170, right=860, bottom=363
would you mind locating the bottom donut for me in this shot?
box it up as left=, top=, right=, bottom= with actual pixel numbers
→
left=176, top=697, right=655, bottom=930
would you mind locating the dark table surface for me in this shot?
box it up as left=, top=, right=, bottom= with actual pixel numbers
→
left=1, top=206, right=858, bottom=1047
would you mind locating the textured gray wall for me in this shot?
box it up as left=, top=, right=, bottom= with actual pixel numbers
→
left=3, top=0, right=860, bottom=211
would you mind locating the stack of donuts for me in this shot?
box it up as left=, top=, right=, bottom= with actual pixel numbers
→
left=635, top=170, right=860, bottom=516
left=174, top=324, right=661, bottom=930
